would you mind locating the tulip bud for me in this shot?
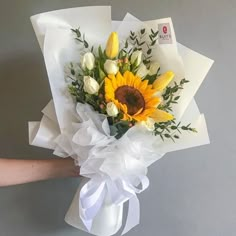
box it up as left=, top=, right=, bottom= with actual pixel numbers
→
left=106, top=102, right=119, bottom=117
left=148, top=62, right=160, bottom=76
left=83, top=76, right=99, bottom=94
left=136, top=63, right=149, bottom=78
left=104, top=60, right=119, bottom=75
left=153, top=71, right=174, bottom=91
left=131, top=50, right=142, bottom=66
left=140, top=118, right=155, bottom=131
left=81, top=52, right=95, bottom=71
left=105, top=32, right=119, bottom=59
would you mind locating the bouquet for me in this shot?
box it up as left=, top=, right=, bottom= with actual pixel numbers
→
left=28, top=6, right=213, bottom=236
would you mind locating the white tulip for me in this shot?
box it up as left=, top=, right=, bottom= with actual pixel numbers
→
left=140, top=118, right=156, bottom=131
left=81, top=52, right=95, bottom=71
left=104, top=60, right=119, bottom=75
left=131, top=50, right=142, bottom=66
left=148, top=62, right=160, bottom=76
left=136, top=63, right=149, bottom=78
left=83, top=76, right=99, bottom=94
left=106, top=102, right=119, bottom=117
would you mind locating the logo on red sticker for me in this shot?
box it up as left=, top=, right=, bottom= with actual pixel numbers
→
left=158, top=23, right=172, bottom=44
left=163, top=26, right=168, bottom=34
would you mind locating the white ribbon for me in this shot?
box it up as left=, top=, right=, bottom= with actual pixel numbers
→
left=79, top=176, right=149, bottom=235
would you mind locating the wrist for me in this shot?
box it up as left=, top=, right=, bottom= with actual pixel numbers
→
left=55, top=158, right=80, bottom=178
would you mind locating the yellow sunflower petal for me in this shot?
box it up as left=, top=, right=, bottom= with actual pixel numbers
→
left=116, top=71, right=125, bottom=86
left=124, top=71, right=134, bottom=86
left=122, top=112, right=132, bottom=121
left=132, top=115, right=146, bottom=122
left=143, top=90, right=157, bottom=100
left=111, top=76, right=118, bottom=90
left=133, top=107, right=144, bottom=116
left=119, top=103, right=128, bottom=114
left=150, top=109, right=174, bottom=122
left=105, top=77, right=115, bottom=101
left=138, top=79, right=149, bottom=91
left=145, top=97, right=161, bottom=108
left=153, top=71, right=174, bottom=91
left=133, top=76, right=142, bottom=88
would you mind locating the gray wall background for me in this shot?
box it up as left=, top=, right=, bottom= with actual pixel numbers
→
left=0, top=0, right=235, bottom=236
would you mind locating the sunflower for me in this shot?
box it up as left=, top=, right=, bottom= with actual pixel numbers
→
left=105, top=71, right=174, bottom=123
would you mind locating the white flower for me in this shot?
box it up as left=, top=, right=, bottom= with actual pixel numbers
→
left=131, top=50, right=142, bottom=66
left=136, top=63, right=149, bottom=78
left=81, top=52, right=95, bottom=71
left=148, top=62, right=160, bottom=76
left=106, top=102, right=119, bottom=117
left=83, top=76, right=99, bottom=94
left=140, top=118, right=156, bottom=131
left=104, top=60, right=119, bottom=74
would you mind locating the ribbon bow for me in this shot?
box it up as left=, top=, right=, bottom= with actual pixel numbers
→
left=79, top=175, right=149, bottom=235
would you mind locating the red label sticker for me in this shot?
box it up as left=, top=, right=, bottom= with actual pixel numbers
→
left=163, top=26, right=168, bottom=34
left=158, top=23, right=172, bottom=44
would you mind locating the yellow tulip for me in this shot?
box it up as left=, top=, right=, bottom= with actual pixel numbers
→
left=105, top=32, right=119, bottom=59
left=153, top=71, right=175, bottom=91
left=150, top=109, right=174, bottom=122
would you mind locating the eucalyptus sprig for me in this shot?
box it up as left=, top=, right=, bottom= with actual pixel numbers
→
left=129, top=29, right=146, bottom=50
left=143, top=28, right=159, bottom=65
left=68, top=83, right=85, bottom=104
left=159, top=78, right=189, bottom=112
left=71, top=28, right=89, bottom=49
left=128, top=28, right=159, bottom=65
left=154, top=120, right=197, bottom=142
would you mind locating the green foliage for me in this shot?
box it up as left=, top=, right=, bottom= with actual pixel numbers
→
left=159, top=78, right=189, bottom=112
left=153, top=78, right=197, bottom=142
left=128, top=28, right=159, bottom=65
left=109, top=120, right=133, bottom=139
left=69, top=26, right=197, bottom=141
left=154, top=120, right=197, bottom=142
left=71, top=28, right=90, bottom=49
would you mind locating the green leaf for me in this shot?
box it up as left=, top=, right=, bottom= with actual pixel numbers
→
left=98, top=64, right=106, bottom=82
left=71, top=69, right=75, bottom=75
left=147, top=48, right=152, bottom=55
left=98, top=45, right=104, bottom=59
left=84, top=40, right=89, bottom=48
left=152, top=30, right=159, bottom=37
left=151, top=40, right=157, bottom=46
left=145, top=74, right=156, bottom=84
left=76, top=38, right=83, bottom=43
left=125, top=40, right=128, bottom=48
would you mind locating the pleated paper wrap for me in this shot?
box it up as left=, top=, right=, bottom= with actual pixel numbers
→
left=28, top=6, right=213, bottom=236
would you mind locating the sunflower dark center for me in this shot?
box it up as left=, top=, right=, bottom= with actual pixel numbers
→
left=115, top=85, right=145, bottom=115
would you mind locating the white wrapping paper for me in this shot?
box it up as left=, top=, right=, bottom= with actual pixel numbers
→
left=28, top=6, right=214, bottom=236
